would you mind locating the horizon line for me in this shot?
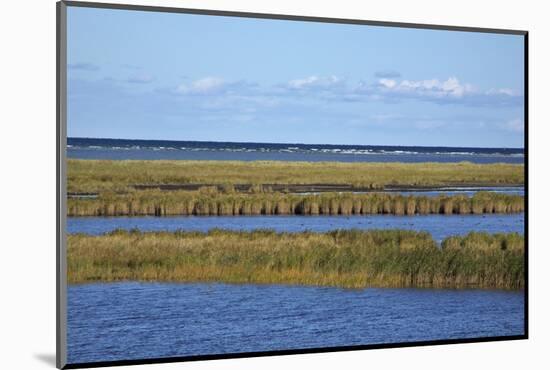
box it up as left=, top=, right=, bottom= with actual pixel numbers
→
left=67, top=136, right=525, bottom=151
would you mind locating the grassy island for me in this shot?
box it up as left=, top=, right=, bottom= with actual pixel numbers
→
left=68, top=159, right=524, bottom=193
left=68, top=229, right=524, bottom=289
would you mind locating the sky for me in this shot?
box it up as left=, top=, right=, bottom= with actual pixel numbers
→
left=67, top=6, right=525, bottom=148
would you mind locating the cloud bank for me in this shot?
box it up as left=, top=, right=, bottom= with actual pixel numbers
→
left=278, top=75, right=522, bottom=107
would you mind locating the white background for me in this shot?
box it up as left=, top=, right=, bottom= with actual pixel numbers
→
left=1, top=0, right=548, bottom=369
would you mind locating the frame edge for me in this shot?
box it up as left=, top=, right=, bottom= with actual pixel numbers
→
left=57, top=1, right=68, bottom=368
left=63, top=0, right=527, bottom=35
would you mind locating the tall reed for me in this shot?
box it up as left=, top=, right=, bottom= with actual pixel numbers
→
left=68, top=190, right=524, bottom=216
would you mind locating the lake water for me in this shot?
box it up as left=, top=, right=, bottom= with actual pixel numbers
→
left=68, top=213, right=524, bottom=242
left=67, top=282, right=524, bottom=364
left=67, top=138, right=524, bottom=164
left=381, top=187, right=524, bottom=197
left=67, top=187, right=525, bottom=200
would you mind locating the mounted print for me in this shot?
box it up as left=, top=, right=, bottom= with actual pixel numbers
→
left=57, top=1, right=528, bottom=368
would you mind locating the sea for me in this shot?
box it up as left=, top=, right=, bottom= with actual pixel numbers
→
left=67, top=137, right=524, bottom=164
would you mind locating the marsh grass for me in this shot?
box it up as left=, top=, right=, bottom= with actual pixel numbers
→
left=68, top=159, right=524, bottom=193
left=68, top=190, right=524, bottom=216
left=68, top=229, right=524, bottom=289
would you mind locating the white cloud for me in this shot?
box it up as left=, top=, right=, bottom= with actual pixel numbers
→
left=351, top=76, right=524, bottom=106
left=287, top=75, right=343, bottom=89
left=378, top=78, right=397, bottom=88
left=505, top=119, right=524, bottom=132
left=177, top=77, right=226, bottom=94
left=170, top=75, right=521, bottom=108
left=192, top=77, right=225, bottom=92
left=487, top=88, right=521, bottom=97
left=370, top=113, right=404, bottom=121
left=288, top=76, right=318, bottom=89
left=373, top=77, right=474, bottom=98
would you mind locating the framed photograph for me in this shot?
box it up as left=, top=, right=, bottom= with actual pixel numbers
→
left=57, top=1, right=527, bottom=368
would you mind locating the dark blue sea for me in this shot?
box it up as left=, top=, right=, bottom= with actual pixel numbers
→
left=67, top=137, right=524, bottom=163
left=68, top=282, right=524, bottom=364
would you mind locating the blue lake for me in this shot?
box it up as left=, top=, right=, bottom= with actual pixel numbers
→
left=67, top=282, right=525, bottom=364
left=68, top=213, right=524, bottom=242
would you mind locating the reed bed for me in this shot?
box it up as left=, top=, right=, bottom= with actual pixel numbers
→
left=68, top=190, right=524, bottom=216
left=68, top=229, right=524, bottom=289
left=68, top=159, right=524, bottom=193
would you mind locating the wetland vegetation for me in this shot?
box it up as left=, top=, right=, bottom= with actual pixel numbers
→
left=68, top=159, right=524, bottom=193
left=68, top=189, right=524, bottom=216
left=68, top=229, right=524, bottom=289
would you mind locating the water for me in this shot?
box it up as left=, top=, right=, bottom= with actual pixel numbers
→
left=67, top=138, right=524, bottom=164
left=67, top=282, right=524, bottom=364
left=68, top=213, right=524, bottom=242
left=67, top=187, right=525, bottom=200
left=383, top=187, right=524, bottom=197
left=296, top=187, right=524, bottom=197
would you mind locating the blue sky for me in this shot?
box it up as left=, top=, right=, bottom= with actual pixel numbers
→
left=67, top=6, right=525, bottom=148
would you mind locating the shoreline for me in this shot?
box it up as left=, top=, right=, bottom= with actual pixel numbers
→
left=67, top=279, right=525, bottom=294
left=66, top=279, right=526, bottom=292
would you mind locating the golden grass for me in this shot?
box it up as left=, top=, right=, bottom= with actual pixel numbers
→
left=68, top=190, right=524, bottom=216
left=68, top=229, right=524, bottom=289
left=68, top=159, right=524, bottom=193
